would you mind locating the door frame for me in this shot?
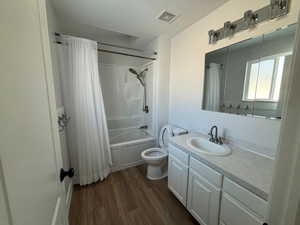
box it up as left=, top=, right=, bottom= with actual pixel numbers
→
left=267, top=11, right=300, bottom=225
left=36, top=0, right=68, bottom=224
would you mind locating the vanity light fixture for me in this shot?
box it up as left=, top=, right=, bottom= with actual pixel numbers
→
left=208, top=0, right=290, bottom=44
left=208, top=30, right=220, bottom=44
left=244, top=10, right=259, bottom=27
left=224, top=21, right=237, bottom=37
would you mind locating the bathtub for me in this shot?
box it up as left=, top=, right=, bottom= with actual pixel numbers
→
left=109, top=128, right=156, bottom=171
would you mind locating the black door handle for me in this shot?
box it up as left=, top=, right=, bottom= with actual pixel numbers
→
left=263, top=223, right=268, bottom=225
left=60, top=168, right=74, bottom=182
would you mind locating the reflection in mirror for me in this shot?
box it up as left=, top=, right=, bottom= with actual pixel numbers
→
left=203, top=24, right=296, bottom=119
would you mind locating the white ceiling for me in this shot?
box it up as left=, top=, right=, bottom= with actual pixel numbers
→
left=52, top=0, right=228, bottom=48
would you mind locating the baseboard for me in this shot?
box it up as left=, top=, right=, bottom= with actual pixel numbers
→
left=66, top=181, right=73, bottom=215
left=111, top=160, right=145, bottom=172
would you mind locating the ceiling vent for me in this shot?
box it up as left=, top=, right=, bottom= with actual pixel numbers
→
left=157, top=10, right=178, bottom=23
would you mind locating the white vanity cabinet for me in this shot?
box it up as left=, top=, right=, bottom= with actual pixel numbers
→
left=167, top=144, right=268, bottom=225
left=168, top=145, right=189, bottom=206
left=187, top=157, right=222, bottom=225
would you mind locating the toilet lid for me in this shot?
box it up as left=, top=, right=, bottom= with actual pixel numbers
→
left=159, top=125, right=174, bottom=149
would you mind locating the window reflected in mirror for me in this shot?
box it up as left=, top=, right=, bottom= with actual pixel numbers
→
left=203, top=24, right=296, bottom=119
left=243, top=53, right=290, bottom=102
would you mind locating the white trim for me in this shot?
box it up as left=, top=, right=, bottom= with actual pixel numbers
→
left=36, top=0, right=68, bottom=224
left=65, top=182, right=73, bottom=217
left=37, top=0, right=63, bottom=183
left=268, top=12, right=300, bottom=225
left=50, top=197, right=62, bottom=225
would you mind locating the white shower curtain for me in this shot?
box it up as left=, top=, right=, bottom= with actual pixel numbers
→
left=58, top=36, right=112, bottom=185
left=205, top=63, right=221, bottom=111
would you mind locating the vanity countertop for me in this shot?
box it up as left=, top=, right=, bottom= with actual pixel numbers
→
left=169, top=133, right=274, bottom=201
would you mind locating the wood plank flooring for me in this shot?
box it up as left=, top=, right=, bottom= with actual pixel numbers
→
left=69, top=165, right=199, bottom=225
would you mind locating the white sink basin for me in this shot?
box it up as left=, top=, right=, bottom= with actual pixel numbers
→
left=187, top=136, right=232, bottom=156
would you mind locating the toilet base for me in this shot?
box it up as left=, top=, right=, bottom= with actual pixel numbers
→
left=146, top=163, right=168, bottom=180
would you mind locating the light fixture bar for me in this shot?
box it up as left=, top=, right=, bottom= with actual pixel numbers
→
left=208, top=0, right=290, bottom=44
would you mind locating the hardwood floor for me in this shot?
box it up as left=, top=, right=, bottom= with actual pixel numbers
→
left=69, top=165, right=199, bottom=225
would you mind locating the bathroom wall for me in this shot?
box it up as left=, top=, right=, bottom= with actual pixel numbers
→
left=146, top=36, right=171, bottom=137
left=99, top=53, right=154, bottom=133
left=169, top=0, right=300, bottom=158
left=99, top=64, right=144, bottom=129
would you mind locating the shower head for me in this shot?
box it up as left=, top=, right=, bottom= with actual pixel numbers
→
left=128, top=68, right=149, bottom=113
left=129, top=68, right=147, bottom=87
left=129, top=68, right=139, bottom=76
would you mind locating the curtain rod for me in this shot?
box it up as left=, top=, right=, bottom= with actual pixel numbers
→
left=99, top=49, right=156, bottom=60
left=100, top=42, right=156, bottom=54
left=54, top=32, right=157, bottom=61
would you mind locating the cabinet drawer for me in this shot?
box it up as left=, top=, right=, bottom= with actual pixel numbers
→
left=220, top=193, right=263, bottom=225
left=223, top=178, right=268, bottom=219
left=169, top=144, right=189, bottom=165
left=190, top=157, right=223, bottom=188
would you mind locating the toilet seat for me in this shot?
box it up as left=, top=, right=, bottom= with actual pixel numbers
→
left=158, top=125, right=174, bottom=149
left=141, top=125, right=173, bottom=160
left=141, top=147, right=167, bottom=160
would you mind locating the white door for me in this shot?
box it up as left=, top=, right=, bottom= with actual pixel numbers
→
left=187, top=169, right=220, bottom=225
left=168, top=155, right=188, bottom=205
left=0, top=0, right=67, bottom=225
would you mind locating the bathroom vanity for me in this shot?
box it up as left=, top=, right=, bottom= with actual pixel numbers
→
left=167, top=133, right=273, bottom=225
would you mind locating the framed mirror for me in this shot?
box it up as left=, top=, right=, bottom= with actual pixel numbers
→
left=203, top=24, right=297, bottom=119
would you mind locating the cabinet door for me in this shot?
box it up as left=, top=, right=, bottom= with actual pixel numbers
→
left=168, top=155, right=188, bottom=206
left=220, top=193, right=263, bottom=225
left=187, top=168, right=221, bottom=225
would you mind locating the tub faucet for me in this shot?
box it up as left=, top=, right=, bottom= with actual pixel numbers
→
left=208, top=125, right=223, bottom=145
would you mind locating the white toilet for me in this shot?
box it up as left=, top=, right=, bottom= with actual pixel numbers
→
left=141, top=125, right=187, bottom=180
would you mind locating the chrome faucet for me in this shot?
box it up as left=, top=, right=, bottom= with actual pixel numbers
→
left=208, top=125, right=223, bottom=145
